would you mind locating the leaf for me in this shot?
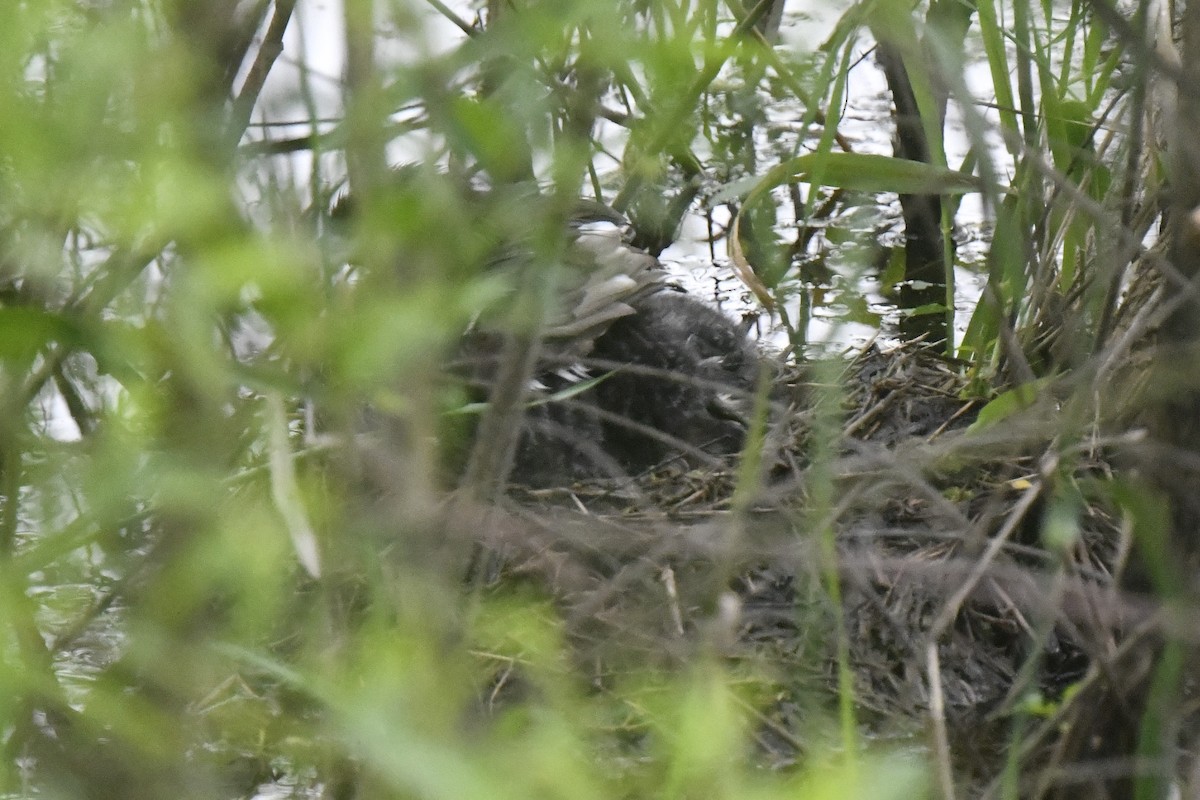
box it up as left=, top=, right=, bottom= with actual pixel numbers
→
left=725, top=154, right=982, bottom=310
left=445, top=372, right=613, bottom=417
left=967, top=377, right=1054, bottom=432
left=1108, top=478, right=1180, bottom=596
left=265, top=392, right=321, bottom=579
left=536, top=371, right=611, bottom=403
left=0, top=307, right=79, bottom=362
left=1042, top=488, right=1082, bottom=551
left=728, top=214, right=779, bottom=310
left=903, top=302, right=949, bottom=318
left=721, top=153, right=983, bottom=203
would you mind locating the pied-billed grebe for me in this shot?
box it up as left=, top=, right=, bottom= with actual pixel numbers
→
left=333, top=178, right=764, bottom=487
left=500, top=207, right=763, bottom=486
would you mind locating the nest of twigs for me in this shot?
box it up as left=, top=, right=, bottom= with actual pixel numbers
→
left=463, top=340, right=1162, bottom=793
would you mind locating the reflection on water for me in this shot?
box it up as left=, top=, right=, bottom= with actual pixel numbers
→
left=642, top=5, right=1007, bottom=356
left=256, top=1, right=1004, bottom=357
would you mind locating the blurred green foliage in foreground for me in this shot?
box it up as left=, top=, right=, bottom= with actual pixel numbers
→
left=0, top=0, right=1184, bottom=796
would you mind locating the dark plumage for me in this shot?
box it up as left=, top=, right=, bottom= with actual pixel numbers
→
left=587, top=290, right=760, bottom=469
left=499, top=217, right=764, bottom=486
left=332, top=176, right=764, bottom=486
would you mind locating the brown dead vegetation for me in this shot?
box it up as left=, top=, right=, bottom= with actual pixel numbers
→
left=449, top=340, right=1196, bottom=796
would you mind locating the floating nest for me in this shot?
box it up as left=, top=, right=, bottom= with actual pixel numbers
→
left=460, top=340, right=1152, bottom=794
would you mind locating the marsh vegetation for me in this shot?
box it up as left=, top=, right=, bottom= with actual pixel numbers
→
left=3, top=1, right=1200, bottom=798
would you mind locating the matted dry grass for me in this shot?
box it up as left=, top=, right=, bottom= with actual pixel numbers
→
left=451, top=340, right=1190, bottom=795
